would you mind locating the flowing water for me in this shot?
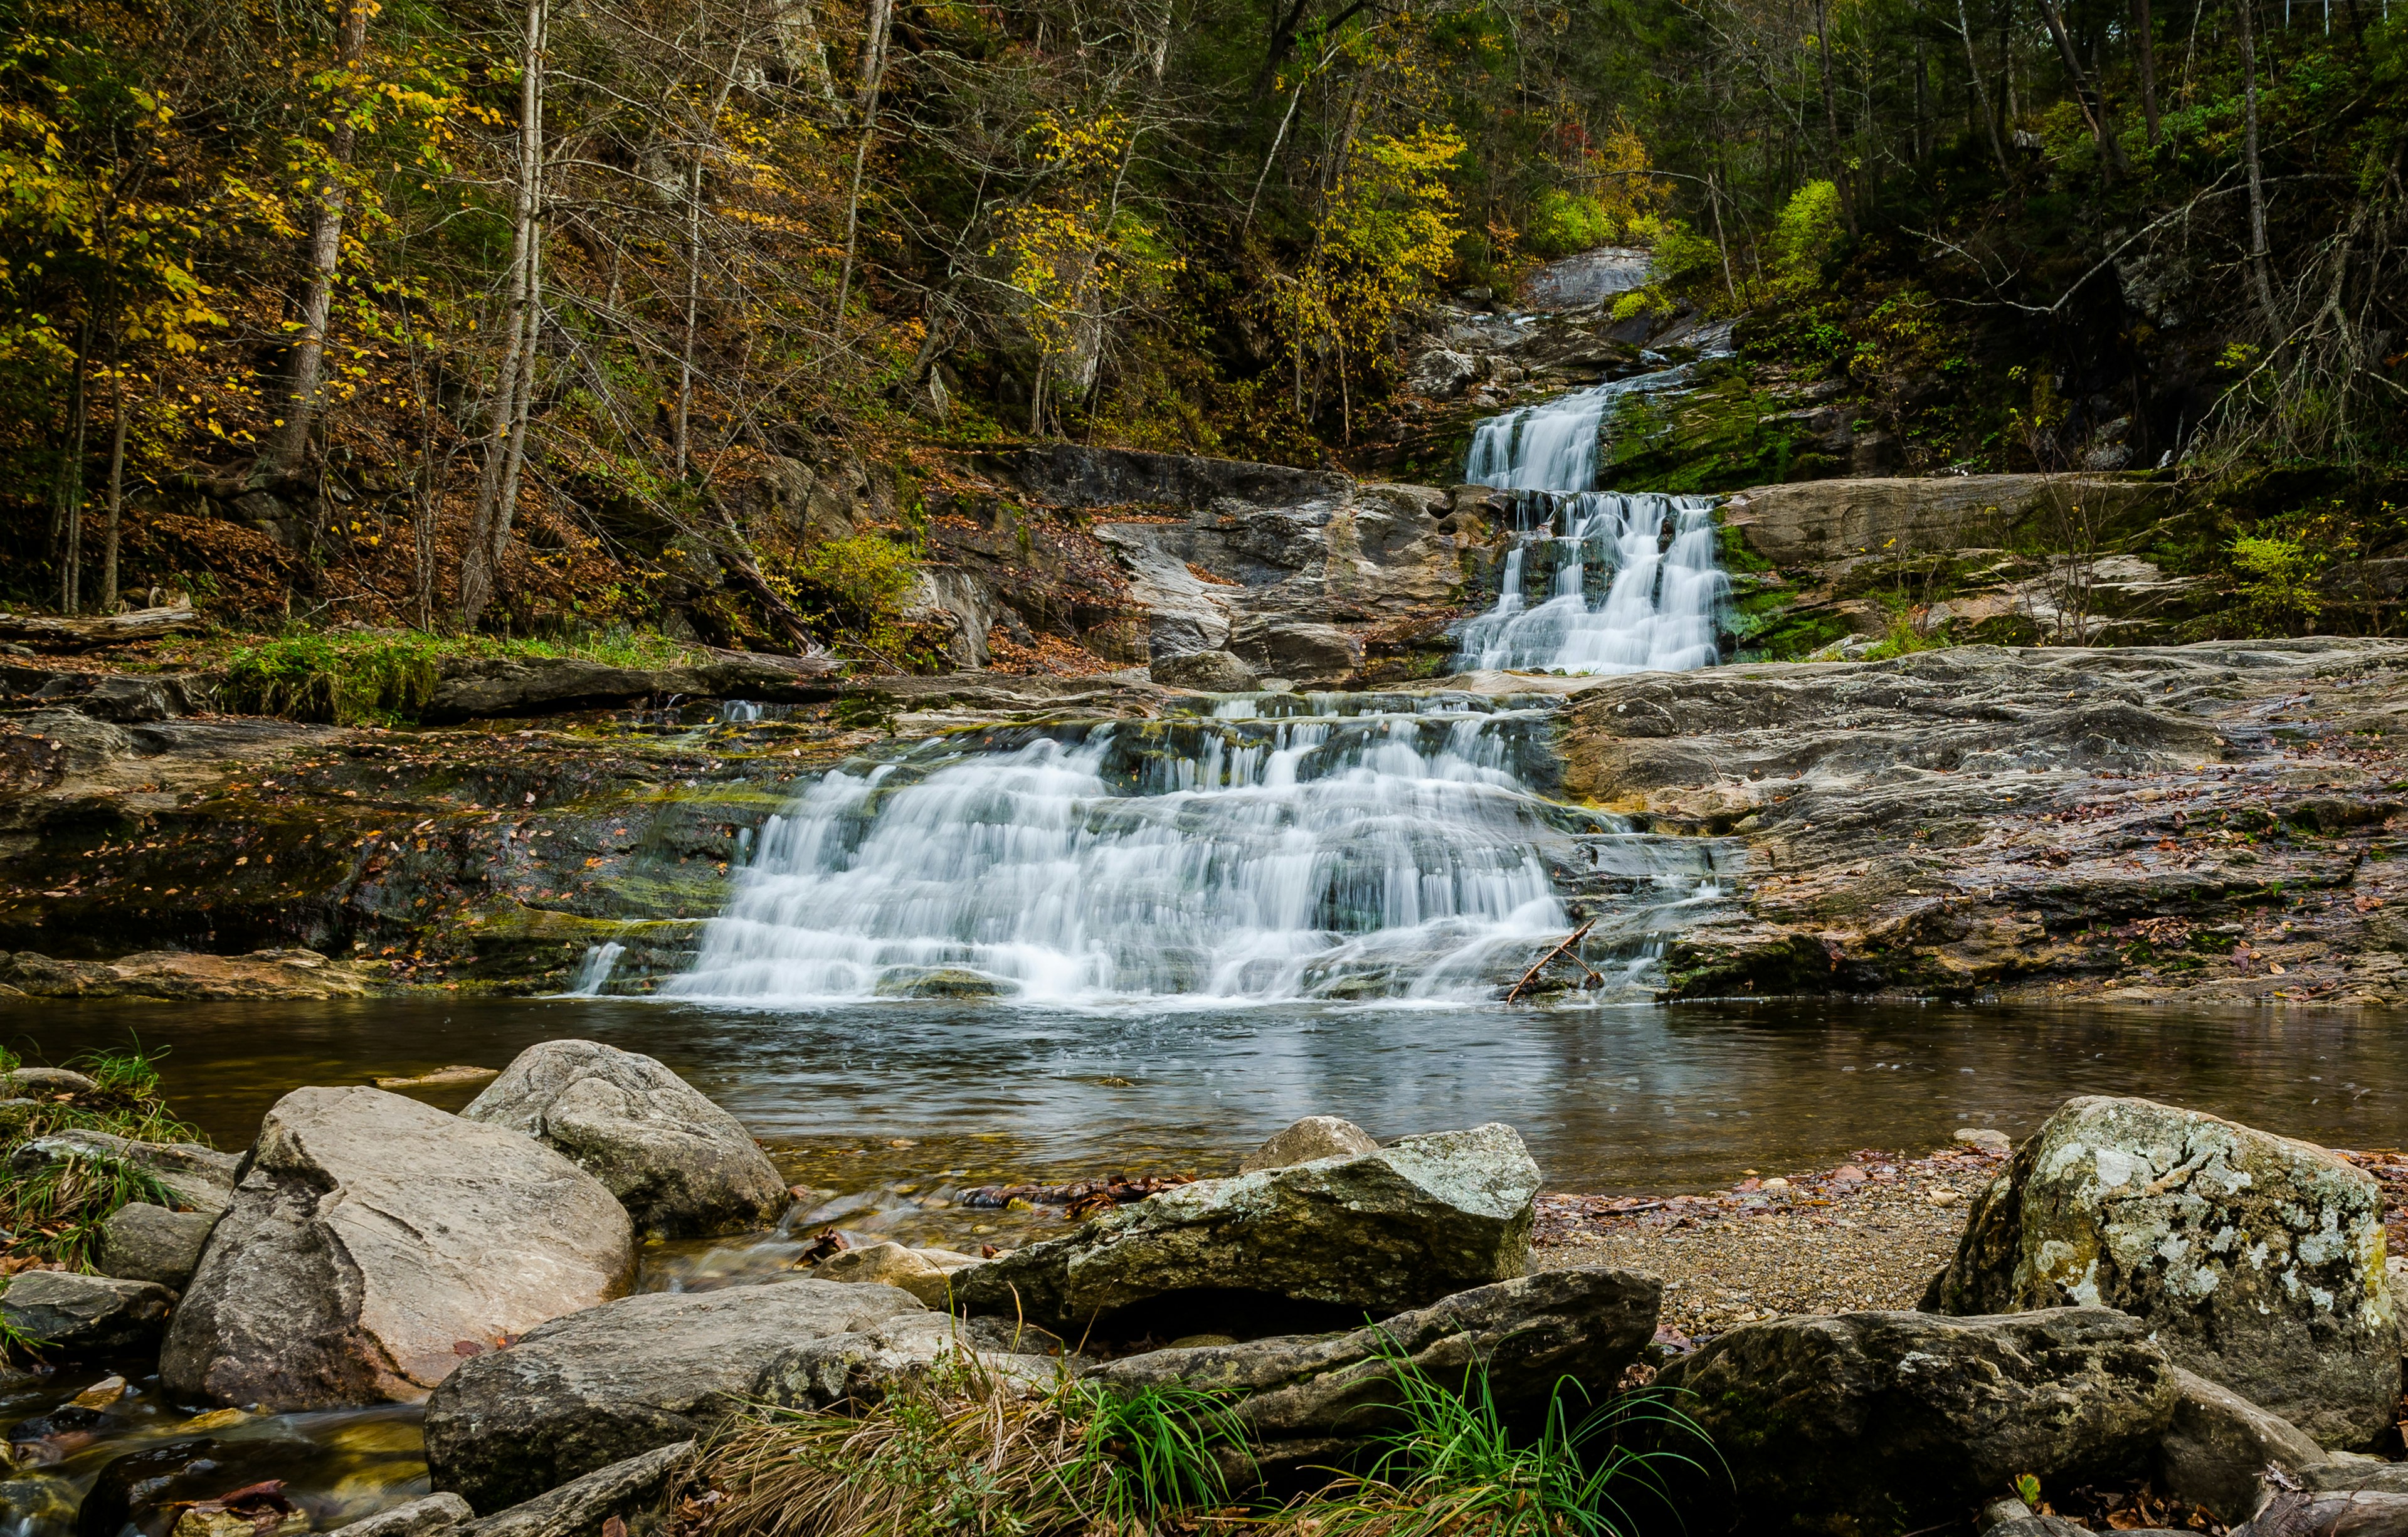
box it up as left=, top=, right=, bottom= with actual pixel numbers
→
left=1452, top=365, right=1730, bottom=674
left=658, top=692, right=1700, bottom=1006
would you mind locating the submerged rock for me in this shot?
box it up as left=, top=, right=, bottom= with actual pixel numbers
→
left=813, top=1241, right=983, bottom=1306
left=0, top=1272, right=174, bottom=1357
left=73, top=1437, right=320, bottom=1537
left=423, top=1279, right=923, bottom=1512
left=953, top=1122, right=1540, bottom=1336
left=1237, top=1115, right=1378, bottom=1174
left=461, top=1040, right=785, bottom=1239
left=760, top=1312, right=1080, bottom=1410
left=870, top=967, right=1012, bottom=1000
left=1925, top=1096, right=2397, bottom=1448
left=1654, top=1307, right=2177, bottom=1529
left=161, top=1087, right=634, bottom=1411
left=95, top=1202, right=218, bottom=1289
left=1084, top=1266, right=1659, bottom=1452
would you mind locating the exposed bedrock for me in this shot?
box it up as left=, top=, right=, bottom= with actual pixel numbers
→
left=1543, top=636, right=2408, bottom=1003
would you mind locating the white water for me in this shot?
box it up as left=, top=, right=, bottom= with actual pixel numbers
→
left=662, top=696, right=1693, bottom=1006
left=1452, top=366, right=1729, bottom=674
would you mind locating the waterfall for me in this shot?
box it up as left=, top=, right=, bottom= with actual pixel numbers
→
left=568, top=941, right=626, bottom=996
left=1452, top=365, right=1729, bottom=674
left=664, top=694, right=1731, bottom=1006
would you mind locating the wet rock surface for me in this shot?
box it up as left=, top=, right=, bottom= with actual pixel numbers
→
left=460, top=1040, right=785, bottom=1238
left=1926, top=1094, right=2397, bottom=1448
left=161, top=1086, right=635, bottom=1411
left=422, top=1279, right=923, bottom=1512
left=953, top=1122, right=1541, bottom=1336
left=1656, top=1307, right=2178, bottom=1529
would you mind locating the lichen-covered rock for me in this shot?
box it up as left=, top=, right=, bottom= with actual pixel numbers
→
left=1083, top=1266, right=1659, bottom=1454
left=461, top=1040, right=785, bottom=1238
left=0, top=1272, right=174, bottom=1356
left=1238, top=1116, right=1378, bottom=1174
left=953, top=1123, right=1539, bottom=1336
left=1924, top=1096, right=2397, bottom=1448
left=160, top=1087, right=635, bottom=1411
left=423, top=1280, right=923, bottom=1513
left=1654, top=1307, right=2177, bottom=1529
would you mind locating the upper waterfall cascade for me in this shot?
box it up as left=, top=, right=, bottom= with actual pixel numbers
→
left=663, top=693, right=1738, bottom=1006
left=1452, top=366, right=1729, bottom=674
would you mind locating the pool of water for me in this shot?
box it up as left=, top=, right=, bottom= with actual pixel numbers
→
left=4, top=994, right=2403, bottom=1537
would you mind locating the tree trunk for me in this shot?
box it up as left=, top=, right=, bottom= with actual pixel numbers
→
left=1958, top=0, right=2015, bottom=173
left=52, top=321, right=92, bottom=615
left=1812, top=0, right=1859, bottom=233
left=2239, top=0, right=2277, bottom=319
left=2036, top=0, right=2128, bottom=176
left=460, top=0, right=547, bottom=623
left=101, top=364, right=129, bottom=613
left=830, top=0, right=892, bottom=353
left=257, top=0, right=369, bottom=484
left=2132, top=0, right=2162, bottom=145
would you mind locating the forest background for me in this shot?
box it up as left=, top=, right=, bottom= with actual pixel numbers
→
left=2, top=0, right=2402, bottom=669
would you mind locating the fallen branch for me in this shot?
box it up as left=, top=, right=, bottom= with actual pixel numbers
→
left=1505, top=920, right=1598, bottom=1003
left=0, top=605, right=198, bottom=650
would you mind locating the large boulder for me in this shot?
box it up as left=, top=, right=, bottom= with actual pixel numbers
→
left=1654, top=1307, right=2177, bottom=1529
left=759, top=1312, right=1082, bottom=1410
left=461, top=1040, right=786, bottom=1239
left=0, top=1272, right=174, bottom=1356
left=423, top=1279, right=924, bottom=1513
left=95, top=1202, right=218, bottom=1289
left=952, top=1124, right=1540, bottom=1337
left=1148, top=650, right=1258, bottom=692
left=12, top=1130, right=240, bottom=1215
left=160, top=1087, right=635, bottom=1412
left=1084, top=1267, right=1659, bottom=1455
left=1925, top=1096, right=2397, bottom=1448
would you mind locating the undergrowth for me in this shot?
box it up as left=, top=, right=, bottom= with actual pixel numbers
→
left=219, top=626, right=702, bottom=725
left=692, top=1328, right=1716, bottom=1537
left=0, top=1044, right=209, bottom=1274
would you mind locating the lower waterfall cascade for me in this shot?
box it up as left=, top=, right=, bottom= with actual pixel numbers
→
left=1452, top=362, right=1731, bottom=675
left=661, top=693, right=1741, bottom=1006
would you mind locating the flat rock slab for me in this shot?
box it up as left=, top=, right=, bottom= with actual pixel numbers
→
left=1656, top=1306, right=2177, bottom=1529
left=1085, top=1265, right=1659, bottom=1448
left=1927, top=1095, right=2396, bottom=1448
left=0, top=948, right=375, bottom=1000
left=423, top=1279, right=924, bottom=1513
left=324, top=1494, right=474, bottom=1537
left=161, top=1087, right=634, bottom=1411
left=954, top=1122, right=1539, bottom=1336
left=0, top=1272, right=174, bottom=1357
left=462, top=1040, right=784, bottom=1238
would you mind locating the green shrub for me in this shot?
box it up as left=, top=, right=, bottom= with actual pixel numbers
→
left=2228, top=533, right=2325, bottom=635
left=1524, top=189, right=1621, bottom=257
left=1768, top=181, right=1844, bottom=288
left=788, top=536, right=922, bottom=662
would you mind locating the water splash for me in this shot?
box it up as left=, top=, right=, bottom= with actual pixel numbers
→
left=662, top=695, right=1699, bottom=1007
left=1453, top=364, right=1729, bottom=674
